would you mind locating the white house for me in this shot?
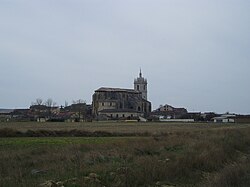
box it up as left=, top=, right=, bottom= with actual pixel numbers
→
left=213, top=114, right=236, bottom=123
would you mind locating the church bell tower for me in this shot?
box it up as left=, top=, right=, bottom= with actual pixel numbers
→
left=134, top=69, right=148, bottom=100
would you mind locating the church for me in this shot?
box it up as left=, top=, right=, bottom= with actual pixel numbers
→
left=92, top=70, right=152, bottom=120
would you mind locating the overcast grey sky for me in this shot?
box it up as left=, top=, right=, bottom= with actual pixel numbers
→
left=1, top=0, right=250, bottom=114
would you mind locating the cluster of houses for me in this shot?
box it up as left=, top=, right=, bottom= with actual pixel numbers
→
left=1, top=70, right=250, bottom=123
left=0, top=103, right=92, bottom=122
left=1, top=103, right=249, bottom=123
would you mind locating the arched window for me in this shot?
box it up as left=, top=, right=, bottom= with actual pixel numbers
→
left=137, top=85, right=140, bottom=90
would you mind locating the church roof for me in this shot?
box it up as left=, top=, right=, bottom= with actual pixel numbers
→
left=95, top=87, right=140, bottom=94
left=99, top=109, right=142, bottom=113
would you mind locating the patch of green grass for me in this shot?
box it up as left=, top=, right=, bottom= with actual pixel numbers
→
left=0, top=137, right=143, bottom=147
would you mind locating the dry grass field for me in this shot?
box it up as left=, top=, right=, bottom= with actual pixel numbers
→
left=0, top=122, right=250, bottom=187
left=0, top=121, right=249, bottom=134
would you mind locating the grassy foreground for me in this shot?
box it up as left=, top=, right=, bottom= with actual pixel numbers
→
left=0, top=122, right=250, bottom=186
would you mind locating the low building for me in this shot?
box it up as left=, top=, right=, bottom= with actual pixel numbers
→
left=200, top=112, right=217, bottom=121
left=11, top=109, right=30, bottom=121
left=29, top=105, right=60, bottom=121
left=0, top=109, right=14, bottom=122
left=213, top=114, right=236, bottom=123
left=151, top=104, right=188, bottom=119
left=213, top=117, right=235, bottom=123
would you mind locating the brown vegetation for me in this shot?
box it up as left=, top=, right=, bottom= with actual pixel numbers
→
left=0, top=123, right=250, bottom=186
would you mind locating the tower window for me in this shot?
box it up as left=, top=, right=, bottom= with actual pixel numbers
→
left=137, top=85, right=139, bottom=90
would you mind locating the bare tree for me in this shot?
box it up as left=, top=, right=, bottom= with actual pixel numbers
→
left=44, top=98, right=57, bottom=120
left=45, top=98, right=57, bottom=107
left=30, top=98, right=45, bottom=121
left=72, top=99, right=86, bottom=104
left=45, top=98, right=53, bottom=107
left=71, top=99, right=87, bottom=122
left=53, top=102, right=57, bottom=107
left=31, top=98, right=43, bottom=106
